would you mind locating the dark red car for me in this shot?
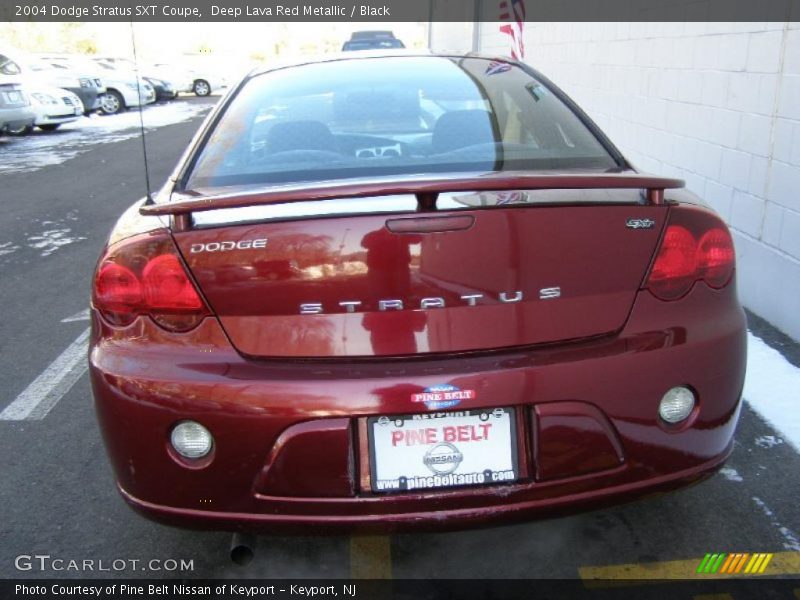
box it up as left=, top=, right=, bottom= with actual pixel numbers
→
left=90, top=53, right=746, bottom=532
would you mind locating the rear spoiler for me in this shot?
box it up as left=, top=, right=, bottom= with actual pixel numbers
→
left=140, top=172, right=684, bottom=226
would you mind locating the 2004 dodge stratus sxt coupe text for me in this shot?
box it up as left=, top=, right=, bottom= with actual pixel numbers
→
left=89, top=52, right=746, bottom=532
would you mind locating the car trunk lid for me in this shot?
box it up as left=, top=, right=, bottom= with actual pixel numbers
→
left=172, top=189, right=667, bottom=358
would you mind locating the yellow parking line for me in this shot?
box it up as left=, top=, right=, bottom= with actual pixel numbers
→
left=579, top=551, right=800, bottom=583
left=693, top=595, right=734, bottom=600
left=350, top=535, right=392, bottom=579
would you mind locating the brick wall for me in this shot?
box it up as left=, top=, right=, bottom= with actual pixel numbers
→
left=472, top=22, right=800, bottom=341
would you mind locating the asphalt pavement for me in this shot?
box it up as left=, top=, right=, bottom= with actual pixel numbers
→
left=0, top=96, right=798, bottom=585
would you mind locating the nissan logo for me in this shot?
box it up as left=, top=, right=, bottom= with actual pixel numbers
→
left=423, top=442, right=464, bottom=475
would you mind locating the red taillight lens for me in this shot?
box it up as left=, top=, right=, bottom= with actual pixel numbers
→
left=93, top=232, right=209, bottom=332
left=94, top=263, right=142, bottom=326
left=646, top=225, right=697, bottom=300
left=645, top=209, right=736, bottom=301
left=142, top=254, right=204, bottom=310
left=697, top=227, right=734, bottom=287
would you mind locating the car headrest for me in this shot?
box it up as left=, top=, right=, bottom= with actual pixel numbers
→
left=432, top=109, right=497, bottom=154
left=266, top=120, right=337, bottom=154
left=334, top=88, right=420, bottom=128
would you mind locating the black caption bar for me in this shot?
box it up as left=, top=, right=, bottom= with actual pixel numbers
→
left=2, top=0, right=799, bottom=22
left=3, top=579, right=800, bottom=600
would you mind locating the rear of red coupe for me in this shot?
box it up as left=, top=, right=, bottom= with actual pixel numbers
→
left=89, top=54, right=746, bottom=532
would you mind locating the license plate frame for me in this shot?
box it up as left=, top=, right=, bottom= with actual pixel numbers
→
left=367, top=407, right=519, bottom=494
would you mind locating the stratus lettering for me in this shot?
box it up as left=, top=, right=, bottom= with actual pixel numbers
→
left=299, top=289, right=565, bottom=314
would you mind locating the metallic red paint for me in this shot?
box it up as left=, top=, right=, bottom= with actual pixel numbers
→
left=173, top=204, right=668, bottom=357
left=90, top=267, right=745, bottom=531
left=254, top=419, right=355, bottom=498
left=533, top=402, right=624, bottom=481
left=89, top=53, right=746, bottom=532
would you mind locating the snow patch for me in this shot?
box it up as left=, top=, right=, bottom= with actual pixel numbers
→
left=752, top=496, right=800, bottom=551
left=754, top=435, right=784, bottom=449
left=0, top=242, right=21, bottom=257
left=27, top=228, right=86, bottom=257
left=719, top=467, right=743, bottom=482
left=75, top=101, right=211, bottom=133
left=2, top=100, right=212, bottom=175
left=743, top=332, right=800, bottom=453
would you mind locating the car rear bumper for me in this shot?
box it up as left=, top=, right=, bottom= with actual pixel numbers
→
left=118, top=447, right=729, bottom=533
left=1, top=118, right=35, bottom=132
left=90, top=282, right=746, bottom=532
left=0, top=107, right=36, bottom=131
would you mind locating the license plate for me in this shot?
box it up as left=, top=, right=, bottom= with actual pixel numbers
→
left=369, top=408, right=518, bottom=493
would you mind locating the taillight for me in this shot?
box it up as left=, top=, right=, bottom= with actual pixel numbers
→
left=697, top=228, right=735, bottom=287
left=645, top=209, right=735, bottom=301
left=92, top=231, right=209, bottom=332
left=646, top=225, right=696, bottom=301
left=95, top=263, right=142, bottom=322
left=142, top=254, right=204, bottom=310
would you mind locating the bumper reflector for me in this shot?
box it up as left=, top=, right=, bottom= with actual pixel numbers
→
left=659, top=386, right=696, bottom=424
left=170, top=421, right=213, bottom=458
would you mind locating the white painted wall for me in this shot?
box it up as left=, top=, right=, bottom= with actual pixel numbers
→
left=468, top=22, right=800, bottom=341
left=429, top=21, right=476, bottom=53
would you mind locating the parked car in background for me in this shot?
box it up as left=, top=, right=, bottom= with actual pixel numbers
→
left=10, top=84, right=83, bottom=133
left=98, top=76, right=155, bottom=115
left=141, top=63, right=194, bottom=96
left=2, top=49, right=104, bottom=115
left=38, top=55, right=155, bottom=115
left=95, top=55, right=217, bottom=97
left=90, top=52, right=745, bottom=534
left=0, top=76, right=34, bottom=135
left=83, top=58, right=156, bottom=115
left=342, top=31, right=405, bottom=51
left=143, top=76, right=178, bottom=102
left=152, top=60, right=226, bottom=97
left=189, top=76, right=213, bottom=97
left=91, top=57, right=191, bottom=100
left=147, top=65, right=194, bottom=95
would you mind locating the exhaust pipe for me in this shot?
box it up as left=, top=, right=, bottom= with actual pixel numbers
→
left=230, top=532, right=256, bottom=566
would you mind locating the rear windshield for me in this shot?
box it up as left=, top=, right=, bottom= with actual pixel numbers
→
left=185, top=56, right=619, bottom=190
